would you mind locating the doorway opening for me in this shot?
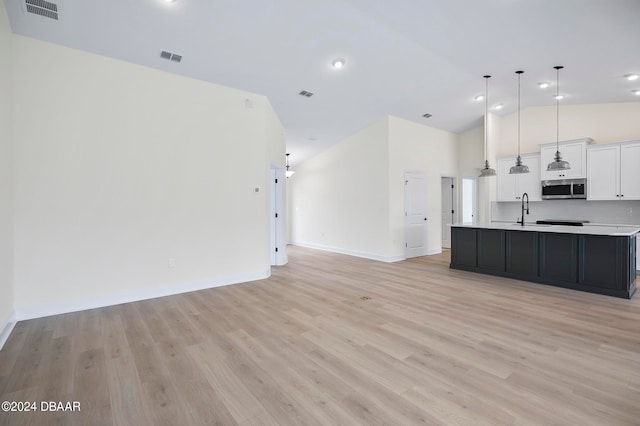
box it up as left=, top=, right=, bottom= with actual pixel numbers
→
left=461, top=177, right=477, bottom=224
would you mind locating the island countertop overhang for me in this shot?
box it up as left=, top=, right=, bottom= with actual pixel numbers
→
left=451, top=222, right=639, bottom=237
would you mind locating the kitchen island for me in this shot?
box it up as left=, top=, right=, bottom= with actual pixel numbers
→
left=450, top=223, right=638, bottom=299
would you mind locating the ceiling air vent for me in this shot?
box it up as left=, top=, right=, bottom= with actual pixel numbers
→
left=160, top=50, right=182, bottom=63
left=299, top=90, right=314, bottom=98
left=422, top=113, right=432, bottom=118
left=24, top=0, right=59, bottom=20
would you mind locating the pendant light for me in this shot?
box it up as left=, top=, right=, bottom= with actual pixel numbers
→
left=509, top=70, right=530, bottom=174
left=479, top=75, right=496, bottom=177
left=285, top=153, right=295, bottom=178
left=546, top=65, right=571, bottom=171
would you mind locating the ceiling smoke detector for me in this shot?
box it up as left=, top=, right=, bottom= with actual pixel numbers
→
left=24, top=0, right=59, bottom=20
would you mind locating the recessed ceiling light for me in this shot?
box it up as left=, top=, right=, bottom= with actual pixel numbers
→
left=474, top=95, right=484, bottom=101
left=555, top=94, right=564, bottom=100
left=626, top=74, right=639, bottom=81
left=633, top=89, right=640, bottom=96
left=494, top=103, right=504, bottom=110
left=331, top=58, right=346, bottom=69
left=538, top=82, right=550, bottom=89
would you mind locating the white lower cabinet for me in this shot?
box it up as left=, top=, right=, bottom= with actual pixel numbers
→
left=497, top=153, right=541, bottom=202
left=587, top=140, right=640, bottom=201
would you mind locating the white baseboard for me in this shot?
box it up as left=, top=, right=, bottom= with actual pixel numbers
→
left=291, top=241, right=405, bottom=263
left=426, top=248, right=443, bottom=255
left=15, top=268, right=271, bottom=322
left=0, top=310, right=17, bottom=351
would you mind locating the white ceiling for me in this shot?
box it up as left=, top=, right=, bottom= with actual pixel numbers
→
left=5, top=0, right=640, bottom=166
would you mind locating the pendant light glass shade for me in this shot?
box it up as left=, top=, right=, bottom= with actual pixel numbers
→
left=509, top=70, right=530, bottom=174
left=479, top=160, right=496, bottom=177
left=479, top=75, right=496, bottom=177
left=509, top=155, right=530, bottom=174
left=285, top=153, right=295, bottom=178
left=546, top=152, right=570, bottom=171
left=547, top=66, right=571, bottom=171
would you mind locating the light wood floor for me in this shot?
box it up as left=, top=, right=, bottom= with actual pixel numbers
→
left=1, top=246, right=640, bottom=425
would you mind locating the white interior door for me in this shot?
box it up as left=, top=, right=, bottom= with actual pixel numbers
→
left=441, top=177, right=454, bottom=249
left=404, top=171, right=428, bottom=258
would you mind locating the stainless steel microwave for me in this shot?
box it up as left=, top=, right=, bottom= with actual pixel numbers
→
left=541, top=178, right=587, bottom=199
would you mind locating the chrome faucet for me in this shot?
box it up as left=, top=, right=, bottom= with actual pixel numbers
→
left=517, top=192, right=529, bottom=226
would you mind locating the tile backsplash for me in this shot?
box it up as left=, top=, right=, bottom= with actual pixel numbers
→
left=492, top=200, right=640, bottom=226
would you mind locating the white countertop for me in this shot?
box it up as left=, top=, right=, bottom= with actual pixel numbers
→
left=452, top=222, right=640, bottom=236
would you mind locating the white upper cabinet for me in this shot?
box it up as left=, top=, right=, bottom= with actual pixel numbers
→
left=497, top=153, right=541, bottom=202
left=587, top=140, right=640, bottom=201
left=540, top=138, right=592, bottom=180
left=587, top=144, right=619, bottom=200
left=620, top=142, right=640, bottom=200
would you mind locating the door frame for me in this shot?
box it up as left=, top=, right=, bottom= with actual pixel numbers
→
left=440, top=176, right=457, bottom=249
left=270, top=165, right=287, bottom=266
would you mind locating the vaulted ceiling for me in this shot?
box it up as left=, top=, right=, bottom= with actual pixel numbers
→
left=5, top=0, right=640, bottom=166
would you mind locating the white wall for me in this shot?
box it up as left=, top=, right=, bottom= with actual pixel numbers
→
left=289, top=118, right=395, bottom=261
left=11, top=35, right=284, bottom=318
left=265, top=101, right=286, bottom=172
left=0, top=2, right=15, bottom=340
left=456, top=114, right=501, bottom=225
left=388, top=116, right=458, bottom=256
left=457, top=124, right=490, bottom=224
left=497, top=103, right=640, bottom=156
left=457, top=125, right=484, bottom=179
left=290, top=115, right=459, bottom=261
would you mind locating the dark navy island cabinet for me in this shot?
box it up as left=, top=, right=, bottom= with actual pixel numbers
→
left=539, top=233, right=578, bottom=285
left=506, top=230, right=538, bottom=276
left=450, top=226, right=637, bottom=299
